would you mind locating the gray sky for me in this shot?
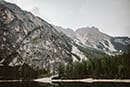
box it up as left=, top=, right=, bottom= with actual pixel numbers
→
left=6, top=0, right=130, bottom=37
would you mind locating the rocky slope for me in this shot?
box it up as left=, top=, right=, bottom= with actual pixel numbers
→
left=0, top=1, right=87, bottom=73
left=55, top=26, right=130, bottom=54
left=0, top=1, right=129, bottom=78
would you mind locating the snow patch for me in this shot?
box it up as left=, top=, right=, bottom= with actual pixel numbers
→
left=101, top=40, right=116, bottom=52
left=71, top=45, right=87, bottom=61
left=76, top=33, right=86, bottom=45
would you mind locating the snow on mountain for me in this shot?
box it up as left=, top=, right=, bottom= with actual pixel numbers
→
left=0, top=1, right=87, bottom=72
left=71, top=45, right=87, bottom=62
left=0, top=0, right=130, bottom=75
left=55, top=26, right=130, bottom=54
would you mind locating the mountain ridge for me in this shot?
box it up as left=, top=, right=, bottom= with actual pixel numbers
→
left=0, top=1, right=130, bottom=80
left=0, top=1, right=88, bottom=74
left=54, top=26, right=130, bottom=54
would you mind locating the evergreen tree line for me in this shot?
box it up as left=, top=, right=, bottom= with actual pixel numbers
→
left=57, top=51, right=130, bottom=79
left=0, top=64, right=37, bottom=80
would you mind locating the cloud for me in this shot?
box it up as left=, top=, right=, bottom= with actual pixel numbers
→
left=31, top=7, right=40, bottom=16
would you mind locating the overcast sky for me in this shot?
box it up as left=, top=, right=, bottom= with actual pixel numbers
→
left=6, top=0, right=130, bottom=37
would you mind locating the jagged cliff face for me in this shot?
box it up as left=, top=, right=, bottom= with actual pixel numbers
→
left=55, top=26, right=130, bottom=54
left=76, top=27, right=130, bottom=53
left=0, top=1, right=87, bottom=72
left=75, top=27, right=116, bottom=53
left=0, top=1, right=129, bottom=74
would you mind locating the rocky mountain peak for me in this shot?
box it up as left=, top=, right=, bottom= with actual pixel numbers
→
left=76, top=26, right=101, bottom=38
left=76, top=26, right=99, bottom=33
left=0, top=1, right=88, bottom=73
left=55, top=25, right=130, bottom=54
left=0, top=1, right=130, bottom=76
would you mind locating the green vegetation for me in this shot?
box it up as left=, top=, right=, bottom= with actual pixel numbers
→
left=0, top=64, right=37, bottom=80
left=36, top=69, right=51, bottom=78
left=57, top=50, right=130, bottom=79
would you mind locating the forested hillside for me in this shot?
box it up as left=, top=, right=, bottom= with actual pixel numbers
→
left=57, top=48, right=130, bottom=79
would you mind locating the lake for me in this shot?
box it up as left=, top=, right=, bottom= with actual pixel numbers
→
left=0, top=81, right=130, bottom=87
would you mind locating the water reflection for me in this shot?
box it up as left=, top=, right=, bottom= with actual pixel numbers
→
left=0, top=81, right=130, bottom=87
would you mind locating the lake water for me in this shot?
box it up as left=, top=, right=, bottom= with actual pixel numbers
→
left=0, top=81, right=130, bottom=87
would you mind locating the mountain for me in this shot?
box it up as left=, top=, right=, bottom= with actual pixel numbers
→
left=54, top=26, right=130, bottom=54
left=55, top=26, right=76, bottom=39
left=0, top=0, right=130, bottom=79
left=0, top=0, right=87, bottom=76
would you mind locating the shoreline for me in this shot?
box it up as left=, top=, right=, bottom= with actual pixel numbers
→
left=34, top=77, right=130, bottom=83
left=52, top=79, right=130, bottom=83
left=1, top=78, right=130, bottom=83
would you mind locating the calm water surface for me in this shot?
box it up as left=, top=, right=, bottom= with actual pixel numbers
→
left=0, top=81, right=130, bottom=87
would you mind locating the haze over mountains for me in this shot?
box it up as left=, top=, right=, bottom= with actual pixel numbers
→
left=0, top=0, right=130, bottom=75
